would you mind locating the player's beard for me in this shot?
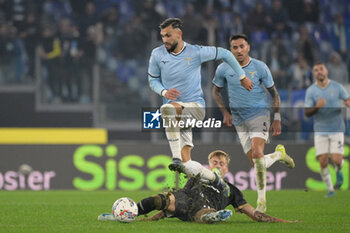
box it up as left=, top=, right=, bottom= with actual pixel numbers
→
left=165, top=41, right=178, bottom=53
left=317, top=74, right=326, bottom=83
left=235, top=53, right=246, bottom=65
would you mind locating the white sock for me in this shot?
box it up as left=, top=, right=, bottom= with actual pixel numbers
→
left=253, top=158, right=266, bottom=203
left=165, top=128, right=181, bottom=160
left=334, top=159, right=344, bottom=173
left=161, top=104, right=181, bottom=160
left=183, top=160, right=215, bottom=181
left=264, top=151, right=282, bottom=168
left=320, top=167, right=334, bottom=192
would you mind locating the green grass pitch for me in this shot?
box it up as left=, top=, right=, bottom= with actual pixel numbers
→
left=0, top=190, right=349, bottom=233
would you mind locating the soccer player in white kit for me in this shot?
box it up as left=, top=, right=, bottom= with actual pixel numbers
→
left=212, top=34, right=295, bottom=213
left=304, top=62, right=350, bottom=197
left=148, top=18, right=253, bottom=197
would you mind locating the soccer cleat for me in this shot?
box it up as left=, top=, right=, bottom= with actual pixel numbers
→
left=325, top=191, right=335, bottom=198
left=211, top=168, right=230, bottom=197
left=276, top=144, right=295, bottom=168
left=212, top=167, right=223, bottom=177
left=334, top=171, right=343, bottom=190
left=200, top=209, right=232, bottom=223
left=97, top=213, right=117, bottom=221
left=168, top=158, right=185, bottom=173
left=256, top=200, right=267, bottom=213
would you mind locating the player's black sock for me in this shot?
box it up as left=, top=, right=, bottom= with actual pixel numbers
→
left=137, top=194, right=168, bottom=215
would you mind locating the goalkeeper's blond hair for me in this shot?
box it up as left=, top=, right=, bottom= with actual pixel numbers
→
left=208, top=150, right=230, bottom=164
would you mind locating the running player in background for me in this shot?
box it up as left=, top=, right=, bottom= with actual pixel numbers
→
left=147, top=18, right=253, bottom=196
left=98, top=150, right=297, bottom=223
left=212, top=34, right=295, bottom=213
left=304, top=62, right=350, bottom=197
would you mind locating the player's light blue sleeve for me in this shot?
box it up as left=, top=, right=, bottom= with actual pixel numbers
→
left=338, top=83, right=350, bottom=100
left=304, top=89, right=315, bottom=107
left=148, top=50, right=160, bottom=77
left=216, top=47, right=245, bottom=79
left=148, top=51, right=165, bottom=96
left=212, top=64, right=226, bottom=88
left=261, top=63, right=274, bottom=88
left=198, top=45, right=217, bottom=63
left=148, top=76, right=165, bottom=96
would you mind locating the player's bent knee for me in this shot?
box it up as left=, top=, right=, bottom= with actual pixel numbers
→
left=332, top=154, right=343, bottom=164
left=251, top=150, right=264, bottom=159
left=160, top=104, right=176, bottom=119
left=160, top=103, right=176, bottom=113
left=317, top=154, right=329, bottom=168
left=319, top=160, right=328, bottom=168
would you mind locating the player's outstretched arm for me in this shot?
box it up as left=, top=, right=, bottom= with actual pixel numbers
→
left=253, top=210, right=298, bottom=223
left=138, top=211, right=165, bottom=221
left=240, top=204, right=298, bottom=223
left=216, top=48, right=253, bottom=91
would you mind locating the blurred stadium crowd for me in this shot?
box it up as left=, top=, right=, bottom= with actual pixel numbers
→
left=0, top=0, right=349, bottom=139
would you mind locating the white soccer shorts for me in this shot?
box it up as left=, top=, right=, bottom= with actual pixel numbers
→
left=177, top=102, right=205, bottom=149
left=314, top=133, right=344, bottom=156
left=235, top=115, right=270, bottom=154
